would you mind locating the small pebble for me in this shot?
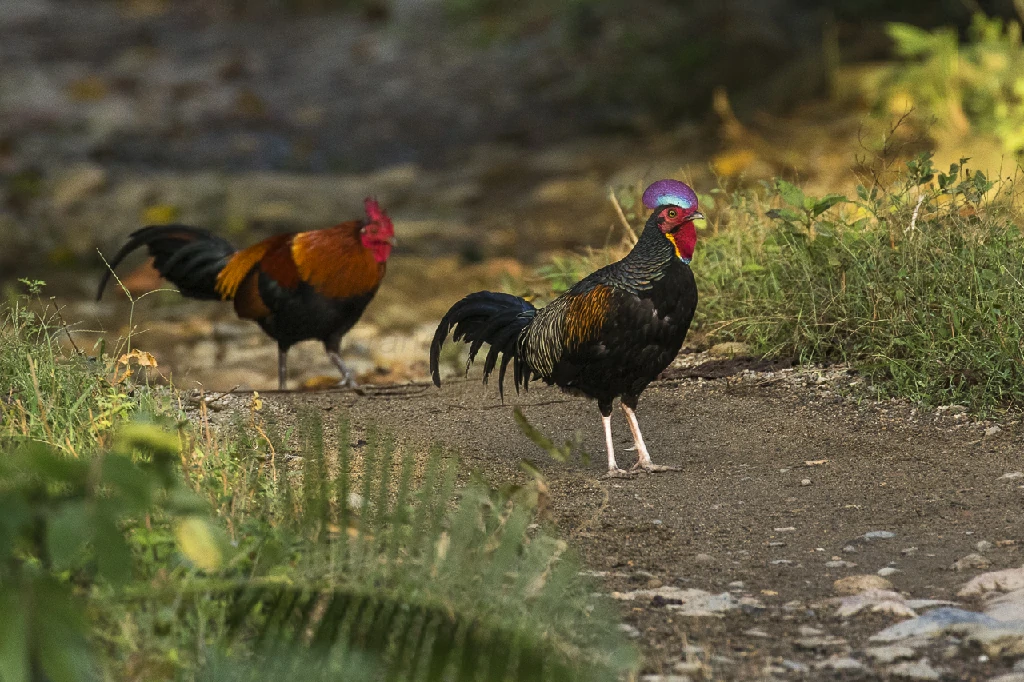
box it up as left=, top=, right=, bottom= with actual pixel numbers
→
left=888, top=659, right=942, bottom=680
left=977, top=540, right=994, bottom=552
left=782, top=660, right=809, bottom=673
left=866, top=645, right=917, bottom=664
left=774, top=526, right=796, bottom=532
left=800, top=478, right=811, bottom=486
left=826, top=560, right=857, bottom=568
left=878, top=567, right=901, bottom=577
left=864, top=530, right=897, bottom=540
left=743, top=628, right=770, bottom=638
left=843, top=545, right=857, bottom=553
left=834, top=574, right=893, bottom=595
left=951, top=553, right=991, bottom=571
left=617, top=623, right=641, bottom=639
left=816, top=656, right=864, bottom=671
left=985, top=425, right=1003, bottom=436
left=693, top=553, right=715, bottom=564
left=902, top=547, right=919, bottom=556
left=771, top=559, right=794, bottom=566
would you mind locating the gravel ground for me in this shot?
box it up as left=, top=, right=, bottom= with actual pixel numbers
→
left=189, top=358, right=1024, bottom=681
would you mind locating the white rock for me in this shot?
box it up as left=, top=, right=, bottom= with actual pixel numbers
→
left=888, top=659, right=942, bottom=680
left=834, top=574, right=893, bottom=595
left=617, top=623, right=641, bottom=639
left=878, top=567, right=901, bottom=577
left=960, top=566, right=1024, bottom=597
left=865, top=645, right=917, bottom=664
left=864, top=530, right=897, bottom=540
left=999, top=472, right=1024, bottom=480
left=952, top=553, right=992, bottom=571
left=986, top=425, right=1003, bottom=436
left=814, top=656, right=864, bottom=671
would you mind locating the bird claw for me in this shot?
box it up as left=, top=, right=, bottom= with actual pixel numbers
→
left=603, top=468, right=636, bottom=479
left=630, top=462, right=680, bottom=473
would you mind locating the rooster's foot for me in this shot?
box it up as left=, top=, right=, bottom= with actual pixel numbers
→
left=603, top=468, right=635, bottom=479
left=630, top=462, right=680, bottom=473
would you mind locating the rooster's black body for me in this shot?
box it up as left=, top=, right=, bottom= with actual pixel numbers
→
left=430, top=180, right=702, bottom=476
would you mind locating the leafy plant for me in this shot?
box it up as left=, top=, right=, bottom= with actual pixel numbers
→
left=172, top=409, right=635, bottom=681
left=0, top=422, right=216, bottom=682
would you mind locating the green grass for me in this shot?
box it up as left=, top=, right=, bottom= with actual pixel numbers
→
left=519, top=152, right=1024, bottom=412
left=701, top=155, right=1024, bottom=411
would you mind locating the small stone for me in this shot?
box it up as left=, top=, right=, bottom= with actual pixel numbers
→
left=986, top=425, right=1003, bottom=436
left=999, top=472, right=1024, bottom=480
left=834, top=574, right=894, bottom=595
left=878, top=567, right=902, bottom=577
left=888, top=659, right=942, bottom=680
left=652, top=519, right=663, bottom=526
left=782, top=660, right=809, bottom=673
left=771, top=559, right=794, bottom=566
left=977, top=540, right=995, bottom=552
left=728, top=580, right=745, bottom=590
left=744, top=628, right=770, bottom=638
left=815, top=656, right=863, bottom=671
left=768, top=541, right=786, bottom=547
left=902, top=547, right=919, bottom=556
left=800, top=478, right=811, bottom=486
left=870, top=607, right=995, bottom=642
left=693, top=553, right=715, bottom=565
left=673, top=660, right=705, bottom=674
left=647, top=578, right=664, bottom=589
left=865, top=645, right=917, bottom=664
left=795, top=636, right=848, bottom=652
left=967, top=627, right=1024, bottom=658
left=843, top=545, right=858, bottom=553
left=951, top=553, right=992, bottom=571
left=960, top=566, right=1024, bottom=596
left=799, top=625, right=824, bottom=636
left=864, top=530, right=897, bottom=540
left=826, top=560, right=857, bottom=568
left=774, top=526, right=796, bottom=532
left=617, top=623, right=641, bottom=639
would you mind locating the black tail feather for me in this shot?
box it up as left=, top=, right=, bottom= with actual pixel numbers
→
left=96, top=224, right=236, bottom=301
left=429, top=291, right=536, bottom=395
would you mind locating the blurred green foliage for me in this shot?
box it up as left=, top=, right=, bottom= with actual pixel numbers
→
left=879, top=13, right=1024, bottom=154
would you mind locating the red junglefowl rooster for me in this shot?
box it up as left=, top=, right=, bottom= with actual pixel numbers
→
left=97, top=198, right=395, bottom=390
left=430, top=179, right=701, bottom=478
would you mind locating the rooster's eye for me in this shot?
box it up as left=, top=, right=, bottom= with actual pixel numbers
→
left=667, top=209, right=677, bottom=219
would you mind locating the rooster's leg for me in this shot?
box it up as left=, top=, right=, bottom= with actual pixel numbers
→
left=277, top=349, right=288, bottom=391
left=621, top=402, right=679, bottom=473
left=601, top=404, right=632, bottom=478
left=327, top=351, right=360, bottom=388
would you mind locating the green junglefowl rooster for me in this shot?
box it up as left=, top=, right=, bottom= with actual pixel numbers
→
left=430, top=179, right=701, bottom=477
left=97, top=199, right=395, bottom=390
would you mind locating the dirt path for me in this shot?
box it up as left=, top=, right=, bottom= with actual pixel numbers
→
left=232, top=370, right=1023, bottom=680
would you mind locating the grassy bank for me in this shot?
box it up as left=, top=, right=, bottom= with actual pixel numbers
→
left=0, top=290, right=635, bottom=681
left=521, top=152, right=1024, bottom=412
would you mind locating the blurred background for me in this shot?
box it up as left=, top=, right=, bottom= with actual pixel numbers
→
left=3, top=0, right=1023, bottom=390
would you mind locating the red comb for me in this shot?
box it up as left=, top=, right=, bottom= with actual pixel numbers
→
left=364, top=197, right=387, bottom=223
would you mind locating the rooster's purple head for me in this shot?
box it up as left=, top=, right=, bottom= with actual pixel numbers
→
left=642, top=179, right=702, bottom=264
